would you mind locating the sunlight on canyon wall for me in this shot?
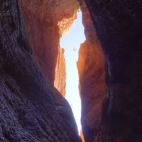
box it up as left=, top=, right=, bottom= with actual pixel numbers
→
left=60, top=12, right=85, bottom=133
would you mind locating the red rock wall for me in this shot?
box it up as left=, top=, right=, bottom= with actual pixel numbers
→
left=19, top=0, right=79, bottom=90
left=77, top=0, right=106, bottom=141
left=80, top=129, right=85, bottom=142
left=54, top=47, right=66, bottom=97
left=0, top=0, right=81, bottom=141
left=84, top=0, right=142, bottom=141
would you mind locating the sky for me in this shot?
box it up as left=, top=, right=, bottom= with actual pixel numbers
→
left=60, top=12, right=85, bottom=132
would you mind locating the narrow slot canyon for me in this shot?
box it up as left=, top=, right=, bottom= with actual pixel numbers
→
left=1, top=0, right=142, bottom=142
left=59, top=11, right=85, bottom=133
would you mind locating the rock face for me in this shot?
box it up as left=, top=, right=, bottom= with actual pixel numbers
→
left=0, top=0, right=80, bottom=141
left=84, top=0, right=142, bottom=141
left=77, top=0, right=106, bottom=141
left=54, top=47, right=66, bottom=97
left=2, top=0, right=142, bottom=141
left=19, top=0, right=79, bottom=87
left=80, top=129, right=85, bottom=142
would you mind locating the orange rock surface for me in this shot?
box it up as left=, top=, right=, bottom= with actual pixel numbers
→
left=80, top=129, right=85, bottom=142
left=19, top=0, right=79, bottom=90
left=54, top=47, right=66, bottom=97
left=77, top=0, right=106, bottom=140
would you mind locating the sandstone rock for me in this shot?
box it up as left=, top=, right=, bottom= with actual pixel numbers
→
left=54, top=47, right=66, bottom=97
left=85, top=0, right=142, bottom=141
left=0, top=0, right=80, bottom=141
left=77, top=0, right=106, bottom=141
left=3, top=0, right=142, bottom=141
left=80, top=129, right=85, bottom=142
left=19, top=0, right=79, bottom=88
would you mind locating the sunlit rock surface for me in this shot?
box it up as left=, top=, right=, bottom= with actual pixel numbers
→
left=54, top=47, right=66, bottom=97
left=77, top=0, right=106, bottom=141
left=0, top=0, right=81, bottom=141
left=80, top=129, right=85, bottom=142
left=84, top=0, right=142, bottom=141
left=19, top=0, right=79, bottom=87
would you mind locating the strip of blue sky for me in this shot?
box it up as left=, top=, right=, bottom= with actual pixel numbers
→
left=60, top=12, right=85, bottom=132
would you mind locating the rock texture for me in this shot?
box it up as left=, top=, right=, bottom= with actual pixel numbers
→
left=2, top=0, right=142, bottom=141
left=84, top=0, right=142, bottom=141
left=54, top=47, right=66, bottom=97
left=77, top=0, right=106, bottom=141
left=0, top=0, right=81, bottom=141
left=19, top=0, right=79, bottom=86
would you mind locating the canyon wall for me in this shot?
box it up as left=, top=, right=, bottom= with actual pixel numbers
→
left=19, top=0, right=79, bottom=95
left=84, top=0, right=142, bottom=141
left=77, top=0, right=106, bottom=141
left=0, top=0, right=80, bottom=141
left=1, top=0, right=142, bottom=141
left=54, top=48, right=66, bottom=97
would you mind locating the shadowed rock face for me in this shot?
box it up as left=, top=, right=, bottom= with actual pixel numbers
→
left=0, top=0, right=80, bottom=141
left=77, top=0, right=106, bottom=141
left=84, top=0, right=142, bottom=141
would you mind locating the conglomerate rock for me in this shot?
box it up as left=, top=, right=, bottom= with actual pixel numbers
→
left=84, top=0, right=142, bottom=141
left=77, top=0, right=106, bottom=141
left=0, top=0, right=81, bottom=141
left=19, top=0, right=79, bottom=88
